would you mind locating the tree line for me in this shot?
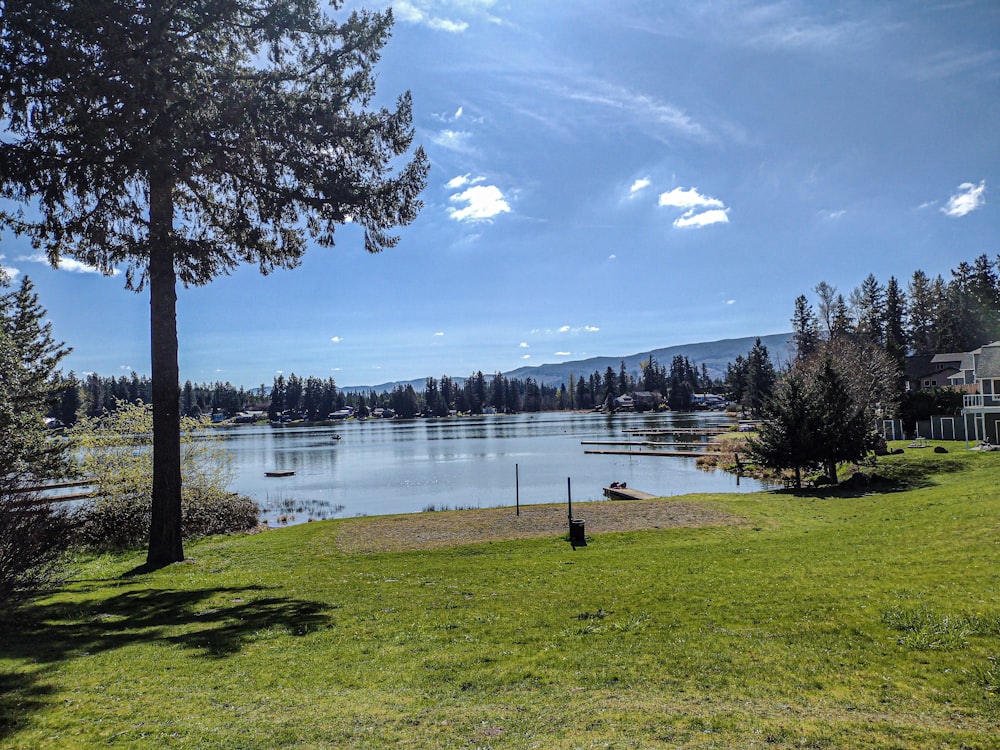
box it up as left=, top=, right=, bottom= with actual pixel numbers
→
left=747, top=254, right=1000, bottom=487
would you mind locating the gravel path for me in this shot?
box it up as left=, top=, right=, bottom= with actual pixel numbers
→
left=334, top=498, right=745, bottom=553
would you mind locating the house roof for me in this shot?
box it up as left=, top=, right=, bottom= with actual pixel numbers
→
left=932, top=351, right=976, bottom=370
left=976, top=344, right=1000, bottom=379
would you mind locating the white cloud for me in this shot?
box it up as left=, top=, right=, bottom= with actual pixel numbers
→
left=519, top=342, right=529, bottom=348
left=394, top=1, right=467, bottom=32
left=431, top=129, right=474, bottom=152
left=608, top=254, right=617, bottom=261
left=430, top=17, right=468, bottom=32
left=454, top=105, right=464, bottom=119
left=521, top=354, right=531, bottom=360
left=820, top=209, right=847, bottom=221
left=658, top=186, right=730, bottom=229
left=446, top=173, right=485, bottom=189
left=559, top=325, right=571, bottom=333
left=941, top=180, right=986, bottom=217
left=330, top=336, right=342, bottom=343
left=448, top=184, right=511, bottom=222
left=555, top=351, right=571, bottom=356
left=18, top=252, right=115, bottom=275
left=658, top=187, right=724, bottom=210
left=674, top=208, right=729, bottom=228
left=629, top=177, right=651, bottom=196
left=0, top=254, right=18, bottom=279
left=434, top=331, right=445, bottom=337
left=725, top=299, right=736, bottom=305
left=584, top=325, right=600, bottom=332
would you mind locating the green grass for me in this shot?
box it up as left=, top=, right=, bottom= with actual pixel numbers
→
left=2, top=443, right=999, bottom=748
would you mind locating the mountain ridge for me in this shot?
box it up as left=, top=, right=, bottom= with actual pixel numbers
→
left=342, top=332, right=793, bottom=393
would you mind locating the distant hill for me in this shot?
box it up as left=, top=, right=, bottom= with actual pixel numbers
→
left=343, top=333, right=793, bottom=393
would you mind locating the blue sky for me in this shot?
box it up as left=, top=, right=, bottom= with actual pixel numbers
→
left=1, top=0, right=997, bottom=389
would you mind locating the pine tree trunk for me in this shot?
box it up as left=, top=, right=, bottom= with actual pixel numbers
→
left=825, top=458, right=838, bottom=486
left=146, top=172, right=184, bottom=567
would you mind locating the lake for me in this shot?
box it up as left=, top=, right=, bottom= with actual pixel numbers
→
left=219, top=411, right=768, bottom=525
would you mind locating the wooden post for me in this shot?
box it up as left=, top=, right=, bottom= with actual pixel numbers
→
left=515, top=463, right=520, bottom=516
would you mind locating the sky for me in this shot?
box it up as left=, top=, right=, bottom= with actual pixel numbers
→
left=1, top=0, right=998, bottom=389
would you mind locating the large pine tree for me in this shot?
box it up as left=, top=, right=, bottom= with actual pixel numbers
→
left=1, top=2, right=428, bottom=565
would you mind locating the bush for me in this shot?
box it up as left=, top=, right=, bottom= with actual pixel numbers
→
left=75, top=488, right=258, bottom=549
left=0, top=489, right=74, bottom=613
left=70, top=400, right=259, bottom=549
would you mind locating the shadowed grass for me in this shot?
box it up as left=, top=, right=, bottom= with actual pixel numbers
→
left=1, top=443, right=998, bottom=748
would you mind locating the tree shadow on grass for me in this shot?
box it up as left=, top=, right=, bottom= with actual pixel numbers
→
left=0, top=584, right=330, bottom=742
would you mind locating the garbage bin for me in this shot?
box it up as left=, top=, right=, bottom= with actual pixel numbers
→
left=569, top=518, right=586, bottom=547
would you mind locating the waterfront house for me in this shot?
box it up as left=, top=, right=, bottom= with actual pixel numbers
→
left=963, top=341, right=1000, bottom=443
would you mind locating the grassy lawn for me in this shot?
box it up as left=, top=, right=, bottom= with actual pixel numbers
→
left=2, top=444, right=998, bottom=748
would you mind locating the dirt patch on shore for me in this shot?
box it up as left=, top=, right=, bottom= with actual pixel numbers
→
left=334, top=498, right=744, bottom=554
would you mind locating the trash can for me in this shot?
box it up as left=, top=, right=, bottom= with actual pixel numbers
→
left=569, top=518, right=586, bottom=547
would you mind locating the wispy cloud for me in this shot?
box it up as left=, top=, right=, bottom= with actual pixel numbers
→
left=519, top=342, right=529, bottom=348
left=431, top=129, right=475, bottom=153
left=531, top=325, right=600, bottom=335
left=448, top=183, right=511, bottom=222
left=446, top=173, right=485, bottom=189
left=674, top=209, right=729, bottom=228
left=628, top=177, right=651, bottom=197
left=394, top=1, right=468, bottom=32
left=555, top=351, right=571, bottom=356
left=394, top=0, right=502, bottom=32
left=19, top=253, right=117, bottom=275
left=330, top=336, right=343, bottom=343
left=941, top=180, right=986, bottom=217
left=434, top=331, right=445, bottom=337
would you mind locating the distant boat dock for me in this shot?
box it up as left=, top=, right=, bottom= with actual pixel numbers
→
left=583, top=424, right=731, bottom=458
left=603, top=486, right=658, bottom=501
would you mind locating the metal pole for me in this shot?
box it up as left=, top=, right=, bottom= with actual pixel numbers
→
left=567, top=476, right=572, bottom=522
left=515, top=463, right=520, bottom=516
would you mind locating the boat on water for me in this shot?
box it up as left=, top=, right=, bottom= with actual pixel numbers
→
left=265, top=470, right=295, bottom=478
left=332, top=434, right=341, bottom=441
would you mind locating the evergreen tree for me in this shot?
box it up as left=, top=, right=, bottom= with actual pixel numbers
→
left=883, top=276, right=907, bottom=399
left=744, top=338, right=777, bottom=417
left=748, top=369, right=815, bottom=489
left=850, top=274, right=885, bottom=346
left=791, top=294, right=819, bottom=360
left=906, top=269, right=936, bottom=355
left=0, top=274, right=73, bottom=486
left=1, top=1, right=428, bottom=566
left=830, top=294, right=852, bottom=340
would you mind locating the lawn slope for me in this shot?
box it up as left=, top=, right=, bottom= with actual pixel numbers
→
left=1, top=446, right=998, bottom=748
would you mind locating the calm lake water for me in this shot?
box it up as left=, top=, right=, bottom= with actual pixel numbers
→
left=219, top=411, right=768, bottom=525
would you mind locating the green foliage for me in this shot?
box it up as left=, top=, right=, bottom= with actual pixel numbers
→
left=0, top=492, right=74, bottom=614
left=0, top=274, right=73, bottom=485
left=70, top=401, right=258, bottom=549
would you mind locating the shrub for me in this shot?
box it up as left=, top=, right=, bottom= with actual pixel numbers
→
left=70, top=400, right=259, bottom=549
left=0, top=489, right=74, bottom=614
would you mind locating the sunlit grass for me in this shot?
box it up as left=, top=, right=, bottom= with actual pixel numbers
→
left=2, top=443, right=998, bottom=748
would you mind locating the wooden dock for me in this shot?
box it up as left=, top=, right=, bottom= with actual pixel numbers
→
left=586, top=448, right=711, bottom=457
left=603, top=486, right=658, bottom=501
left=582, top=440, right=711, bottom=448
left=622, top=426, right=732, bottom=436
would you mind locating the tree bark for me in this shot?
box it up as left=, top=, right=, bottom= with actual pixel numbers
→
left=146, top=170, right=184, bottom=567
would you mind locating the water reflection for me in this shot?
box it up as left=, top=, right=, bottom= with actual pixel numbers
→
left=219, top=411, right=764, bottom=525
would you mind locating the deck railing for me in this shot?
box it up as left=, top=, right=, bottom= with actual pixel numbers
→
left=964, top=394, right=1000, bottom=409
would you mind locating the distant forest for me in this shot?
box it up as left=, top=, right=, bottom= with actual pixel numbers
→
left=50, top=254, right=999, bottom=426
